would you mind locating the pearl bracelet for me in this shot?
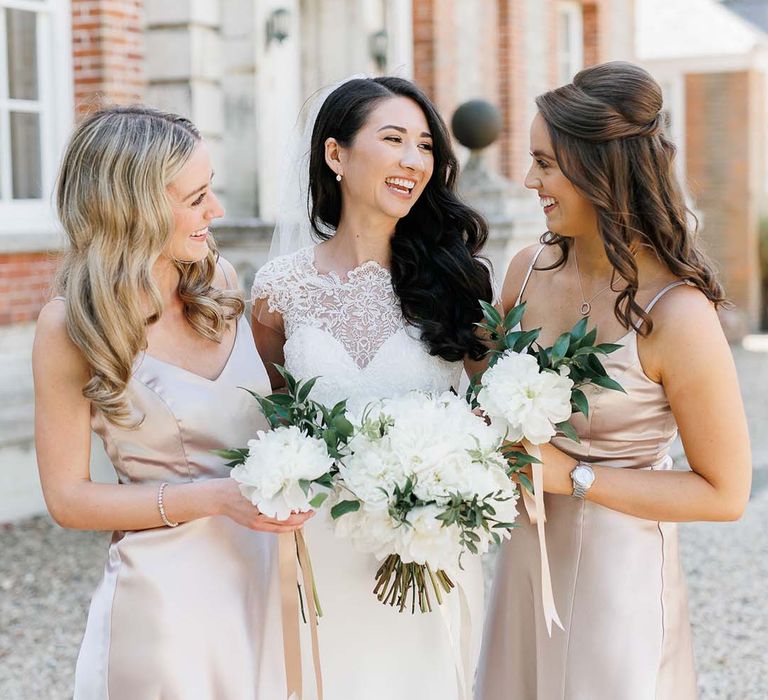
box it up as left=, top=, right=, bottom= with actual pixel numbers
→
left=157, top=482, right=179, bottom=528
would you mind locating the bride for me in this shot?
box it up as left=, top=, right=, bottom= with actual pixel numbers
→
left=250, top=76, right=493, bottom=698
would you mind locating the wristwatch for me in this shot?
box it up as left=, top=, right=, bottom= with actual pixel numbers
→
left=570, top=463, right=595, bottom=499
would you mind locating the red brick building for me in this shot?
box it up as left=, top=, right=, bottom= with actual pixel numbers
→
left=638, top=0, right=768, bottom=338
left=0, top=0, right=637, bottom=520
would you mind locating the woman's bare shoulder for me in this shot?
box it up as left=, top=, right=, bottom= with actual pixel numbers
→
left=213, top=255, right=239, bottom=291
left=501, top=242, right=550, bottom=307
left=34, top=299, right=89, bottom=379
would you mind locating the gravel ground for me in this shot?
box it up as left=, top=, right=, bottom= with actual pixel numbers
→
left=1, top=346, right=766, bottom=699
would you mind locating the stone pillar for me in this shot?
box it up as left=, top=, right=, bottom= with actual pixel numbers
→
left=144, top=1, right=226, bottom=202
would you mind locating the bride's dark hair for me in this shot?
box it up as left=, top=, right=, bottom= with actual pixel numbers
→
left=536, top=61, right=725, bottom=334
left=308, top=77, right=493, bottom=362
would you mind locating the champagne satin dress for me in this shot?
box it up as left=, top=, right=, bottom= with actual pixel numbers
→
left=73, top=315, right=285, bottom=700
left=476, top=248, right=698, bottom=700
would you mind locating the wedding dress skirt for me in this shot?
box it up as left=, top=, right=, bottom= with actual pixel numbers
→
left=252, top=247, right=486, bottom=699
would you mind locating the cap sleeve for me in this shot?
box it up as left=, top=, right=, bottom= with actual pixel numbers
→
left=249, top=251, right=307, bottom=333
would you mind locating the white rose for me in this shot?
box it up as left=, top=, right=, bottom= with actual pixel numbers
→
left=478, top=351, right=573, bottom=445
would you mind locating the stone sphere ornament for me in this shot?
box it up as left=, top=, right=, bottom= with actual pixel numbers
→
left=451, top=100, right=502, bottom=151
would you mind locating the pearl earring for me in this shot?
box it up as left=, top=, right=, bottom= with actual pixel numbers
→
left=336, top=173, right=342, bottom=182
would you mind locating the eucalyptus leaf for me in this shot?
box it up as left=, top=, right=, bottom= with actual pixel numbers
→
left=268, top=393, right=295, bottom=407
left=551, top=332, right=571, bottom=361
left=273, top=364, right=296, bottom=393
left=571, top=388, right=589, bottom=417
left=297, top=376, right=319, bottom=403
left=309, top=492, right=329, bottom=508
left=555, top=420, right=581, bottom=443
left=569, top=316, right=589, bottom=341
left=513, top=329, right=540, bottom=352
left=587, top=354, right=608, bottom=377
left=518, top=473, right=534, bottom=493
left=212, top=448, right=249, bottom=461
left=591, top=375, right=626, bottom=393
left=479, top=300, right=503, bottom=328
left=330, top=500, right=361, bottom=519
left=503, top=303, right=526, bottom=330
left=581, top=327, right=597, bottom=348
left=594, top=342, right=623, bottom=355
left=331, top=414, right=355, bottom=437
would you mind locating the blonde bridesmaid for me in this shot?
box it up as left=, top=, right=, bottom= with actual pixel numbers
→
left=476, top=62, right=751, bottom=700
left=33, top=106, right=308, bottom=699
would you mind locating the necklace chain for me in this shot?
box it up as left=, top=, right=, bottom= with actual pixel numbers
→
left=573, top=247, right=613, bottom=316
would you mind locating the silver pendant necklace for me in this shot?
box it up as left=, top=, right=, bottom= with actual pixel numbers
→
left=573, top=247, right=613, bottom=316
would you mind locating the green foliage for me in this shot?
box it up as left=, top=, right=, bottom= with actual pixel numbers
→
left=470, top=301, right=626, bottom=443
left=437, top=490, right=517, bottom=558
left=242, top=364, right=353, bottom=461
left=217, top=366, right=350, bottom=497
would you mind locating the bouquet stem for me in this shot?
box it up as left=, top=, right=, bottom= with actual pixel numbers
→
left=373, top=554, right=454, bottom=613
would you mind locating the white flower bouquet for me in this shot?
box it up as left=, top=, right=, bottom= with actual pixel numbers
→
left=469, top=302, right=626, bottom=634
left=330, top=390, right=518, bottom=613
left=216, top=366, right=355, bottom=698
left=470, top=301, right=625, bottom=478
left=217, top=366, right=354, bottom=521
left=229, top=425, right=335, bottom=520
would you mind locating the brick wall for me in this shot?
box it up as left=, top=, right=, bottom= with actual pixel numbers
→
left=0, top=254, right=60, bottom=325
left=582, top=2, right=600, bottom=67
left=72, top=0, right=145, bottom=113
left=685, top=70, right=763, bottom=335
left=412, top=0, right=436, bottom=97
left=498, top=0, right=530, bottom=181
left=414, top=0, right=610, bottom=182
left=0, top=1, right=146, bottom=327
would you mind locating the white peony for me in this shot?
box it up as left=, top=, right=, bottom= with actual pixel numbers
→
left=398, top=505, right=463, bottom=573
left=230, top=425, right=334, bottom=520
left=333, top=503, right=400, bottom=560
left=338, top=437, right=404, bottom=507
left=334, top=390, right=519, bottom=574
left=478, top=350, right=574, bottom=445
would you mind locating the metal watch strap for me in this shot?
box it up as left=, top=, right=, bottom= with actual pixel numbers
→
left=572, top=481, right=589, bottom=499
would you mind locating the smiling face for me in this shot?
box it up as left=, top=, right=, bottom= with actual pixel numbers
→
left=326, top=95, right=435, bottom=225
left=525, top=112, right=598, bottom=238
left=164, top=141, right=224, bottom=263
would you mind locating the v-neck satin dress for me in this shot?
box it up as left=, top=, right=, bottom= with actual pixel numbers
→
left=476, top=247, right=698, bottom=700
left=73, top=315, right=285, bottom=699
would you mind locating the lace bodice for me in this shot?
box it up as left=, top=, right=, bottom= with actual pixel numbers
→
left=251, top=246, right=463, bottom=415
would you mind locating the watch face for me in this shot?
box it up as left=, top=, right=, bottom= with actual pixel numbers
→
left=573, top=465, right=595, bottom=488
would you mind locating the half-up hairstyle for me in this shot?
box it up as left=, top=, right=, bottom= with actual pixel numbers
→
left=54, top=105, right=244, bottom=426
left=535, top=61, right=725, bottom=334
left=308, top=77, right=493, bottom=361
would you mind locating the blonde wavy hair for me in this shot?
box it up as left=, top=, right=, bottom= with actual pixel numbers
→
left=54, top=105, right=244, bottom=426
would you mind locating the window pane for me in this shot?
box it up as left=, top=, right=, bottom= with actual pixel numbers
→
left=6, top=9, right=39, bottom=100
left=10, top=111, right=42, bottom=199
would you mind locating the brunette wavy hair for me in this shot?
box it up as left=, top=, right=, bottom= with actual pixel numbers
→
left=55, top=105, right=243, bottom=426
left=308, top=77, right=493, bottom=361
left=535, top=61, right=725, bottom=334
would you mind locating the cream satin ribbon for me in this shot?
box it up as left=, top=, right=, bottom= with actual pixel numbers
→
left=278, top=529, right=323, bottom=700
left=521, top=439, right=564, bottom=636
left=437, top=581, right=473, bottom=700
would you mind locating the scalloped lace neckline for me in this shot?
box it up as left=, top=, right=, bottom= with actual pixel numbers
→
left=303, top=245, right=391, bottom=285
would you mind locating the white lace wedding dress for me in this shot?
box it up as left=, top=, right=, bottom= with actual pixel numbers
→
left=251, top=245, right=485, bottom=699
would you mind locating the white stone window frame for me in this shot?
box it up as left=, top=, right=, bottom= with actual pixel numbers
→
left=556, top=0, right=584, bottom=85
left=0, top=0, right=72, bottom=249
